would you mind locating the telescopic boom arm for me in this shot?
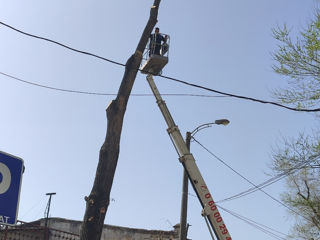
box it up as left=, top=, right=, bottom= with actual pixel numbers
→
left=146, top=74, right=232, bottom=240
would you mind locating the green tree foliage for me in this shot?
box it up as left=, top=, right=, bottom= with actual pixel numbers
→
left=272, top=12, right=320, bottom=240
left=272, top=135, right=320, bottom=239
left=272, top=12, right=320, bottom=108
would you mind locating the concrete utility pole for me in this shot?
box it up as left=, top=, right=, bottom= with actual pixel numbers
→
left=179, top=119, right=230, bottom=240
left=79, top=2, right=161, bottom=240
left=179, top=132, right=191, bottom=240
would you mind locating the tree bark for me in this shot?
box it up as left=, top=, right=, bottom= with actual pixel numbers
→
left=79, top=1, right=161, bottom=240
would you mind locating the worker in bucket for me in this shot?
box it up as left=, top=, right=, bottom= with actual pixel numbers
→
left=149, top=27, right=167, bottom=56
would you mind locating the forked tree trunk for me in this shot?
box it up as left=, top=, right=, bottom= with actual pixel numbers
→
left=80, top=1, right=161, bottom=240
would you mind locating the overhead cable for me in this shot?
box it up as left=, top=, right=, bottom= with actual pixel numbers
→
left=0, top=71, right=226, bottom=98
left=217, top=153, right=320, bottom=203
left=193, top=137, right=314, bottom=224
left=187, top=192, right=290, bottom=239
left=0, top=21, right=319, bottom=112
left=217, top=205, right=290, bottom=240
left=159, top=75, right=320, bottom=112
left=0, top=21, right=125, bottom=68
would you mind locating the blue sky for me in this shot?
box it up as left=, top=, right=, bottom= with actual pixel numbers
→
left=0, top=0, right=319, bottom=239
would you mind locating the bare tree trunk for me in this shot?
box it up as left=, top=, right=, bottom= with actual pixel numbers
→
left=79, top=1, right=161, bottom=240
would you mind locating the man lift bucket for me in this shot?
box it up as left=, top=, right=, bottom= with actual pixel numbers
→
left=141, top=27, right=170, bottom=76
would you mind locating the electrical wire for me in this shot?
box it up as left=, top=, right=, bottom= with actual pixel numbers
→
left=0, top=71, right=227, bottom=98
left=217, top=174, right=287, bottom=203
left=0, top=21, right=125, bottom=68
left=0, top=71, right=113, bottom=96
left=217, top=205, right=291, bottom=240
left=19, top=196, right=46, bottom=220
left=0, top=21, right=319, bottom=112
left=217, top=153, right=319, bottom=203
left=192, top=137, right=314, bottom=225
left=187, top=192, right=291, bottom=239
left=158, top=75, right=320, bottom=112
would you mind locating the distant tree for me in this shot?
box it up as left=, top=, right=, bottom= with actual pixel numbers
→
left=271, top=11, right=320, bottom=240
left=271, top=134, right=320, bottom=239
left=272, top=11, right=320, bottom=108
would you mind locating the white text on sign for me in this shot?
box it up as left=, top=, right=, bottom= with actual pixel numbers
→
left=0, top=215, right=10, bottom=224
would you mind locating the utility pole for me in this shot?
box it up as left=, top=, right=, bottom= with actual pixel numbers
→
left=179, top=132, right=191, bottom=240
left=44, top=192, right=56, bottom=228
left=44, top=192, right=56, bottom=240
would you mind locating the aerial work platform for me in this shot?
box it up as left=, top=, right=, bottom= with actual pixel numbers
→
left=141, top=54, right=168, bottom=75
left=141, top=33, right=170, bottom=76
left=142, top=31, right=232, bottom=240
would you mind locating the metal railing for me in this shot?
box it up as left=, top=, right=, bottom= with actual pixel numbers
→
left=142, top=33, right=170, bottom=62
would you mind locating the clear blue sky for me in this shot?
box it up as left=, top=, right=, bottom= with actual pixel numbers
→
left=0, top=0, right=318, bottom=239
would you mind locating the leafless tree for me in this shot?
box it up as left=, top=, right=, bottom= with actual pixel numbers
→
left=80, top=1, right=161, bottom=239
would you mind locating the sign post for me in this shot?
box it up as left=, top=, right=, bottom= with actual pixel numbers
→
left=0, top=151, right=24, bottom=225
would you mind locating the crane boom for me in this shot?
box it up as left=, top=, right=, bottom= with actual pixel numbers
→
left=146, top=74, right=232, bottom=240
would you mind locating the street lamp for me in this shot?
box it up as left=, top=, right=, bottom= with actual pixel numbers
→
left=179, top=119, right=230, bottom=240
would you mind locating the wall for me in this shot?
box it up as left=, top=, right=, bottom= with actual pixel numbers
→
left=42, top=218, right=179, bottom=240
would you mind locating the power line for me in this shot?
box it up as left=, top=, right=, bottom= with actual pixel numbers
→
left=192, top=137, right=314, bottom=224
left=217, top=173, right=287, bottom=203
left=0, top=71, right=226, bottom=98
left=217, top=205, right=291, bottom=240
left=19, top=196, right=46, bottom=220
left=187, top=192, right=291, bottom=239
left=0, top=71, right=113, bottom=96
left=0, top=20, right=319, bottom=113
left=217, top=153, right=320, bottom=203
left=158, top=75, right=320, bottom=112
left=0, top=21, right=126, bottom=68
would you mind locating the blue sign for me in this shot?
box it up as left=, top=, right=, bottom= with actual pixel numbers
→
left=0, top=151, right=24, bottom=225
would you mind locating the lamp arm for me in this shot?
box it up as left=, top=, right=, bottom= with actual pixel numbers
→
left=190, top=123, right=214, bottom=137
